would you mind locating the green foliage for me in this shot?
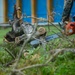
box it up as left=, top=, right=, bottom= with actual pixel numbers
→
left=0, top=48, right=12, bottom=64
left=0, top=26, right=75, bottom=75
left=0, top=27, right=11, bottom=44
left=3, top=43, right=20, bottom=57
left=54, top=52, right=75, bottom=75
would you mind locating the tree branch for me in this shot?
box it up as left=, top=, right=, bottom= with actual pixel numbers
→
left=46, top=48, right=75, bottom=64
left=4, top=48, right=15, bottom=59
left=11, top=48, right=75, bottom=74
left=11, top=23, right=38, bottom=75
left=15, top=64, right=48, bottom=72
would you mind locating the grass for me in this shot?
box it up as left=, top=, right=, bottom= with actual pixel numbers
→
left=0, top=26, right=60, bottom=44
left=0, top=26, right=75, bottom=75
left=0, top=27, right=11, bottom=44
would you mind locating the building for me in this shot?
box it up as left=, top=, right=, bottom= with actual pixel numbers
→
left=0, top=0, right=75, bottom=24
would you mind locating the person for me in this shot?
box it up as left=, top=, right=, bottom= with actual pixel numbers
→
left=62, top=0, right=73, bottom=22
left=60, top=0, right=75, bottom=35
left=13, top=5, right=22, bottom=20
left=4, top=5, right=23, bottom=43
left=73, top=15, right=75, bottom=21
left=12, top=5, right=23, bottom=33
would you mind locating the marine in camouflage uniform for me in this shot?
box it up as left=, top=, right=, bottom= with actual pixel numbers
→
left=62, top=0, right=74, bottom=22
